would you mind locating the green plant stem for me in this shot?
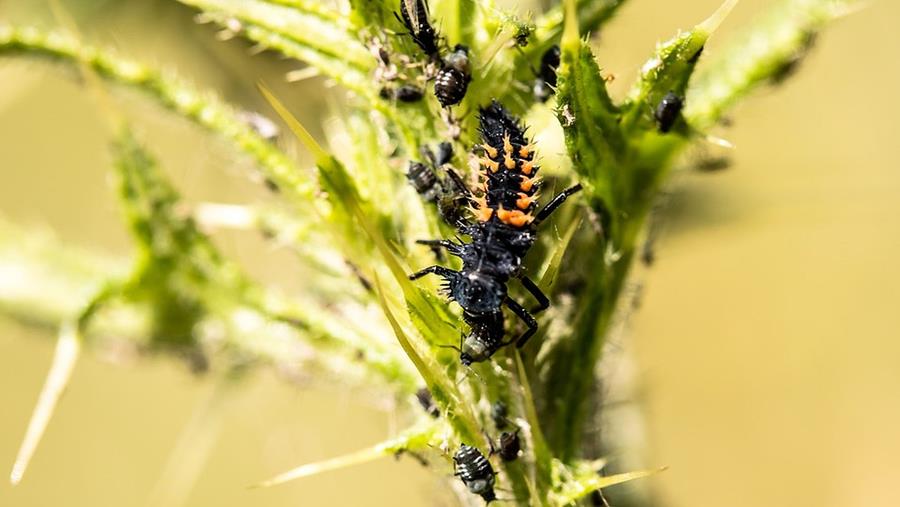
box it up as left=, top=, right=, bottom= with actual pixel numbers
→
left=0, top=25, right=317, bottom=207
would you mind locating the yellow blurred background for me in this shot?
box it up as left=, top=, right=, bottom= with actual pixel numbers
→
left=1, top=1, right=898, bottom=506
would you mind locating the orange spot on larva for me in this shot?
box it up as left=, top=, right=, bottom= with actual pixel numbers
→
left=510, top=213, right=533, bottom=227
left=521, top=160, right=534, bottom=175
left=503, top=134, right=513, bottom=156
left=496, top=206, right=533, bottom=227
left=519, top=175, right=539, bottom=192
left=483, top=144, right=498, bottom=159
left=504, top=154, right=516, bottom=169
left=476, top=205, right=494, bottom=222
left=516, top=192, right=535, bottom=210
left=480, top=157, right=500, bottom=173
left=519, top=144, right=533, bottom=158
left=519, top=177, right=532, bottom=192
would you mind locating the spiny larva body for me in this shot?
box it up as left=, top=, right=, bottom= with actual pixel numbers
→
left=410, top=101, right=582, bottom=364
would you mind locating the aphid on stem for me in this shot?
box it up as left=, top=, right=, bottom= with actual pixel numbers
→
left=454, top=443, right=497, bottom=503
left=434, top=44, right=472, bottom=107
left=533, top=45, right=561, bottom=103
left=654, top=91, right=684, bottom=133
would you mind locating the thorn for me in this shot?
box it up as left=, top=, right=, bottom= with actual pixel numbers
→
left=285, top=67, right=321, bottom=83
left=697, top=0, right=740, bottom=35
left=704, top=134, right=734, bottom=149
left=10, top=322, right=81, bottom=485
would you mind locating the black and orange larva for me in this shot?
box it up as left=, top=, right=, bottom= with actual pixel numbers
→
left=409, top=101, right=581, bottom=365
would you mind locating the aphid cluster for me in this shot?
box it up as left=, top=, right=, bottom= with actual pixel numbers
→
left=395, top=0, right=472, bottom=107
left=369, top=35, right=428, bottom=104
left=406, top=142, right=470, bottom=227
left=410, top=101, right=582, bottom=365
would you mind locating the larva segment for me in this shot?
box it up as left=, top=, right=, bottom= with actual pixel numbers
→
left=497, top=207, right=534, bottom=227
left=475, top=101, right=543, bottom=229
left=519, top=175, right=539, bottom=192
left=480, top=156, right=500, bottom=173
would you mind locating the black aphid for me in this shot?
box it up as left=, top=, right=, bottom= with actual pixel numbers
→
left=497, top=430, right=521, bottom=462
left=490, top=400, right=509, bottom=430
left=415, top=387, right=440, bottom=418
left=406, top=142, right=469, bottom=227
left=654, top=91, right=684, bottom=133
left=396, top=84, right=425, bottom=102
left=434, top=44, right=471, bottom=107
left=406, top=161, right=440, bottom=200
left=396, top=0, right=440, bottom=59
left=380, top=84, right=426, bottom=103
left=533, top=45, right=561, bottom=103
left=454, top=444, right=496, bottom=503
left=410, top=101, right=582, bottom=365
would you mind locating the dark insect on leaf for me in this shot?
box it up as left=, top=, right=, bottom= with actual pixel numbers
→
left=415, top=387, right=440, bottom=418
left=380, top=85, right=425, bottom=103
left=434, top=45, right=471, bottom=107
left=491, top=400, right=509, bottom=430
left=654, top=91, right=684, bottom=133
left=454, top=444, right=496, bottom=503
left=534, top=45, right=561, bottom=103
left=395, top=84, right=425, bottom=102
left=396, top=0, right=440, bottom=58
left=497, top=429, right=521, bottom=462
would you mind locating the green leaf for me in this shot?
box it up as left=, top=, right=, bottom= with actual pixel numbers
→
left=251, top=420, right=441, bottom=488
left=554, top=464, right=666, bottom=505
left=621, top=0, right=739, bottom=134
left=554, top=0, right=623, bottom=213
left=259, top=85, right=460, bottom=349
left=687, top=0, right=857, bottom=129
left=375, top=279, right=481, bottom=445
left=0, top=26, right=317, bottom=206
left=178, top=0, right=371, bottom=69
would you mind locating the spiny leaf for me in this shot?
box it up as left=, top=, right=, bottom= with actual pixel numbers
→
left=554, top=466, right=667, bottom=504
left=375, top=278, right=481, bottom=445
left=179, top=0, right=371, bottom=69
left=687, top=0, right=857, bottom=129
left=0, top=26, right=317, bottom=205
left=260, top=85, right=459, bottom=349
left=260, top=0, right=347, bottom=26
left=514, top=350, right=553, bottom=498
left=537, top=216, right=582, bottom=294
left=555, top=0, right=623, bottom=212
left=621, top=0, right=739, bottom=133
left=251, top=420, right=440, bottom=488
